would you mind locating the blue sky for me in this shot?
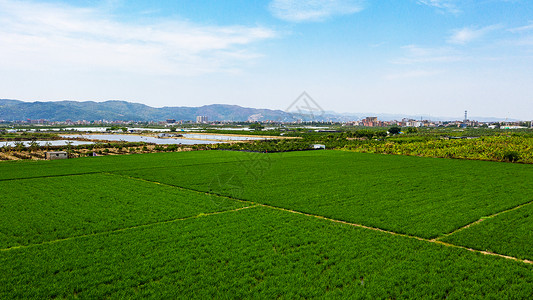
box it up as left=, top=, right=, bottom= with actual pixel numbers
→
left=0, top=0, right=532, bottom=119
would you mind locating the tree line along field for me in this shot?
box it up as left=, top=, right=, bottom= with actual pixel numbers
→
left=213, top=129, right=533, bottom=164
left=0, top=150, right=532, bottom=298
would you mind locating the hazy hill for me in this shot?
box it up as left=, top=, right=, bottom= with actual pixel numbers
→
left=0, top=99, right=514, bottom=122
left=0, top=100, right=294, bottom=122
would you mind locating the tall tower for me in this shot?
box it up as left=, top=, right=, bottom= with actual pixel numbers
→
left=464, top=110, right=468, bottom=123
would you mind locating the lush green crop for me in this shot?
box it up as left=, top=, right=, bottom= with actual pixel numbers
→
left=1, top=207, right=532, bottom=299
left=441, top=203, right=533, bottom=261
left=117, top=150, right=533, bottom=239
left=0, top=173, right=244, bottom=248
left=0, top=150, right=243, bottom=181
left=1, top=150, right=532, bottom=298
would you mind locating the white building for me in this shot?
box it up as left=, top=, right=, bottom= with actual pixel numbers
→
left=45, top=151, right=68, bottom=160
left=196, top=116, right=208, bottom=123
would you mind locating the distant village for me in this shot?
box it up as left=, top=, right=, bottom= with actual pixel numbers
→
left=0, top=114, right=531, bottom=130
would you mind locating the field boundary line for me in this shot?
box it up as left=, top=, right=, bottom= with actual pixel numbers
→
left=432, top=200, right=533, bottom=242
left=107, top=173, right=260, bottom=206
left=0, top=171, right=105, bottom=182
left=0, top=205, right=257, bottom=252
left=261, top=204, right=533, bottom=265
left=434, top=241, right=533, bottom=265
left=103, top=173, right=533, bottom=266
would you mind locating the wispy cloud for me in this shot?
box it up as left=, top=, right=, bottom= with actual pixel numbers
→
left=384, top=69, right=442, bottom=80
left=416, top=0, right=460, bottom=14
left=393, top=45, right=463, bottom=64
left=269, top=0, right=364, bottom=22
left=509, top=22, right=533, bottom=33
left=448, top=25, right=501, bottom=44
left=0, top=0, right=277, bottom=76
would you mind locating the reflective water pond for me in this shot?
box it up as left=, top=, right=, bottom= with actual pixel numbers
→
left=61, top=134, right=222, bottom=145
left=0, top=140, right=94, bottom=147
left=48, top=127, right=203, bottom=132
left=183, top=134, right=273, bottom=141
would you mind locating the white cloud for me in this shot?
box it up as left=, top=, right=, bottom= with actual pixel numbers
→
left=269, top=0, right=364, bottom=22
left=0, top=0, right=277, bottom=76
left=416, top=0, right=460, bottom=14
left=393, top=45, right=463, bottom=64
left=509, top=22, right=533, bottom=33
left=448, top=25, right=501, bottom=45
left=384, top=69, right=442, bottom=80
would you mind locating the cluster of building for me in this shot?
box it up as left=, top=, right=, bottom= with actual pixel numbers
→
left=0, top=119, right=135, bottom=126
left=345, top=117, right=442, bottom=128
left=344, top=117, right=532, bottom=128
left=1, top=116, right=213, bottom=126
left=2, top=115, right=531, bottom=129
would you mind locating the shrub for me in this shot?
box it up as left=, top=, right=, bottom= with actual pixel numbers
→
left=503, top=151, right=520, bottom=162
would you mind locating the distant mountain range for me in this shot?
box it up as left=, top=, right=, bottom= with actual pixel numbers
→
left=0, top=99, right=515, bottom=122
left=0, top=99, right=295, bottom=122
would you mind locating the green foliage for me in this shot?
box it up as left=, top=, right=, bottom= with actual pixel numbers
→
left=107, top=126, right=127, bottom=132
left=342, top=136, right=533, bottom=163
left=352, top=129, right=374, bottom=139
left=165, top=144, right=178, bottom=152
left=249, top=123, right=264, bottom=131
left=388, top=126, right=401, bottom=135
left=0, top=131, right=60, bottom=141
left=217, top=139, right=314, bottom=152
left=503, top=150, right=520, bottom=162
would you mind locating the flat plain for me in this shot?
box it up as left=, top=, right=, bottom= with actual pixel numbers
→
left=1, top=150, right=532, bottom=298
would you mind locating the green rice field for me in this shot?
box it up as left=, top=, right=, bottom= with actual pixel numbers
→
left=1, top=150, right=532, bottom=298
left=441, top=202, right=533, bottom=261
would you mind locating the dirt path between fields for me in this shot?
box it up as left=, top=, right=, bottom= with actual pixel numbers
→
left=0, top=205, right=257, bottom=252
left=114, top=174, right=533, bottom=265
left=432, top=200, right=533, bottom=242
left=3, top=171, right=531, bottom=266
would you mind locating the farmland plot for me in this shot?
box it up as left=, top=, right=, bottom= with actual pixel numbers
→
left=116, top=151, right=533, bottom=239
left=0, top=173, right=244, bottom=248
left=1, top=150, right=532, bottom=299
left=441, top=202, right=533, bottom=261
left=1, top=207, right=532, bottom=299
left=0, top=150, right=243, bottom=181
